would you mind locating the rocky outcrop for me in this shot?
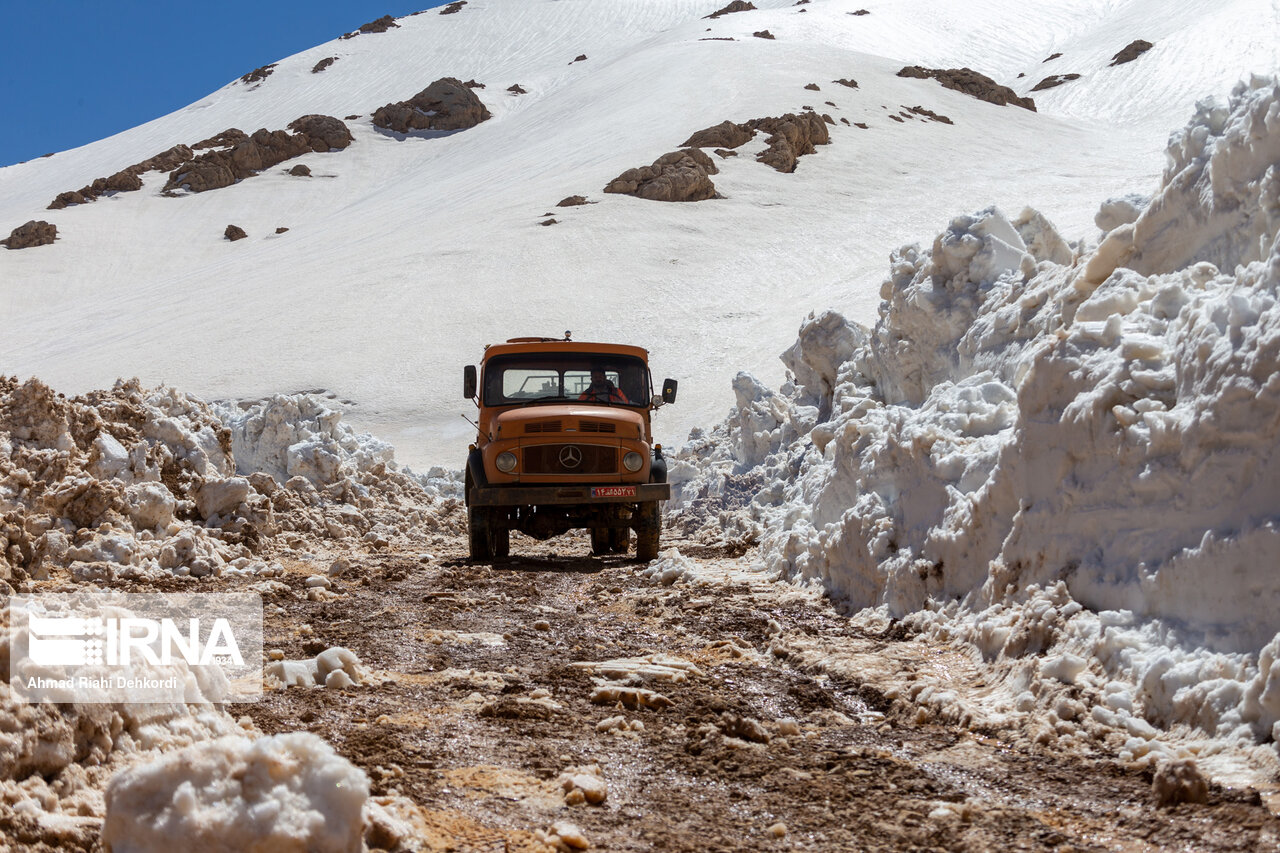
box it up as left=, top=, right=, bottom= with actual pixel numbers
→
left=680, top=120, right=754, bottom=149
left=897, top=66, right=1036, bottom=111
left=289, top=164, right=312, bottom=177
left=312, top=57, right=338, bottom=74
left=163, top=116, right=353, bottom=194
left=705, top=1, right=756, bottom=18
left=604, top=149, right=719, bottom=202
left=753, top=30, right=775, bottom=39
left=749, top=111, right=829, bottom=173
left=440, top=1, right=467, bottom=13
left=343, top=15, right=398, bottom=38
left=1110, top=40, right=1153, bottom=66
left=194, top=129, right=249, bottom=150
left=48, top=144, right=194, bottom=209
left=1031, top=73, right=1080, bottom=92
left=288, top=114, right=355, bottom=151
left=239, top=64, right=276, bottom=85
left=2, top=221, right=57, bottom=250
left=508, top=84, right=528, bottom=95
left=556, top=195, right=591, bottom=207
left=372, top=78, right=491, bottom=133
left=224, top=225, right=248, bottom=242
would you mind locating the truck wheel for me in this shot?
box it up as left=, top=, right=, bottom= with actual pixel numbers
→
left=492, top=516, right=510, bottom=558
left=590, top=526, right=611, bottom=556
left=609, top=527, right=630, bottom=553
left=634, top=501, right=660, bottom=561
left=468, top=506, right=493, bottom=560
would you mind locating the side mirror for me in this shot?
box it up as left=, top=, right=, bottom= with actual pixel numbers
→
left=661, top=378, right=678, bottom=405
left=463, top=365, right=477, bottom=400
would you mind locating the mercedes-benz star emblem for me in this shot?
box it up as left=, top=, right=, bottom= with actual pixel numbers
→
left=558, top=446, right=583, bottom=468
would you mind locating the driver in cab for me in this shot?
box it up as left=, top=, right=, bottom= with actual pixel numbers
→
left=579, top=367, right=629, bottom=403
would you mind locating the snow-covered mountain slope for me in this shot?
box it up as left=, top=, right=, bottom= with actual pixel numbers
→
left=1, top=0, right=1275, bottom=467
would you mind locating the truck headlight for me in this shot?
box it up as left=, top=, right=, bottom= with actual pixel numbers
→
left=496, top=451, right=518, bottom=473
left=622, top=451, right=644, bottom=472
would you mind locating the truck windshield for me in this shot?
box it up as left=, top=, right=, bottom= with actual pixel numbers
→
left=483, top=354, right=651, bottom=407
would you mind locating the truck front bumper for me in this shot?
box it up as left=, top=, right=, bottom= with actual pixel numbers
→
left=470, top=482, right=671, bottom=507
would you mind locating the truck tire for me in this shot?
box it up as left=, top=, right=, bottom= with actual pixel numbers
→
left=468, top=505, right=493, bottom=560
left=492, top=516, right=510, bottom=558
left=590, top=526, right=610, bottom=556
left=634, top=501, right=660, bottom=561
left=609, top=527, right=630, bottom=553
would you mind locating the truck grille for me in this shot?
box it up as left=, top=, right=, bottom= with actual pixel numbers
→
left=578, top=420, right=616, bottom=433
left=523, top=443, right=617, bottom=475
left=524, top=420, right=562, bottom=434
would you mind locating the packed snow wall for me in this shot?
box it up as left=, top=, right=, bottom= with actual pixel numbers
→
left=672, top=75, right=1280, bottom=754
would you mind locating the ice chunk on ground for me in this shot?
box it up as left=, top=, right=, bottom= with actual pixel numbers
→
left=102, top=731, right=368, bottom=853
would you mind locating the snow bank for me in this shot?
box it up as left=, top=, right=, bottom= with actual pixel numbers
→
left=674, top=76, right=1280, bottom=767
left=102, top=732, right=368, bottom=853
left=0, top=379, right=460, bottom=586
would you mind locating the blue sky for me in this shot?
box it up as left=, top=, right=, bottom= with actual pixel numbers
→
left=0, top=1, right=446, bottom=167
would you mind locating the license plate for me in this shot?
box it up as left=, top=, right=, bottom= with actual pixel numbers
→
left=591, top=486, right=636, bottom=498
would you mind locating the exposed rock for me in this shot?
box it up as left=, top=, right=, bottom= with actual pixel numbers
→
left=804, top=83, right=820, bottom=91
left=275, top=227, right=289, bottom=234
left=897, top=66, right=1036, bottom=111
left=508, top=84, right=528, bottom=95
left=1110, top=39, right=1153, bottom=66
left=834, top=78, right=858, bottom=88
left=171, top=161, right=236, bottom=194
left=752, top=30, right=775, bottom=39
left=556, top=196, right=590, bottom=207
left=748, top=111, right=830, bottom=173
left=312, top=57, right=339, bottom=74
left=373, top=77, right=491, bottom=133
left=440, top=1, right=467, bottom=13
left=224, top=225, right=248, bottom=242
left=164, top=116, right=351, bottom=194
left=463, top=79, right=485, bottom=88
left=344, top=15, right=399, bottom=38
left=2, top=220, right=57, bottom=250
left=680, top=119, right=753, bottom=149
left=705, top=1, right=756, bottom=18
left=1153, top=759, right=1209, bottom=807
left=539, top=218, right=558, bottom=226
left=714, top=148, right=737, bottom=158
left=905, top=105, right=953, bottom=124
left=850, top=8, right=870, bottom=14
left=603, top=149, right=718, bottom=202
left=571, top=54, right=588, bottom=63
left=1044, top=52, right=1062, bottom=62
left=1031, top=73, right=1081, bottom=92
left=289, top=165, right=312, bottom=177
left=288, top=114, right=355, bottom=151
left=193, top=129, right=249, bottom=150
left=239, top=64, right=276, bottom=85
left=47, top=144, right=196, bottom=209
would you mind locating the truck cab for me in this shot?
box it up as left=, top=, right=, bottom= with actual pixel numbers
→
left=463, top=335, right=677, bottom=560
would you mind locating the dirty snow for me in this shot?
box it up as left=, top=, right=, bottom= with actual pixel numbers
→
left=671, top=74, right=1280, bottom=786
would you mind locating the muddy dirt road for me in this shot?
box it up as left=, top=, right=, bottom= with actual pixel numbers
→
left=236, top=530, right=1280, bottom=852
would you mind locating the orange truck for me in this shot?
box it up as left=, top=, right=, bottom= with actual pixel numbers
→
left=463, top=335, right=678, bottom=560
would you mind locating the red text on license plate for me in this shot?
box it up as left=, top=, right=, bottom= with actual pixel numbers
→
left=592, top=486, right=636, bottom=498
